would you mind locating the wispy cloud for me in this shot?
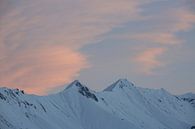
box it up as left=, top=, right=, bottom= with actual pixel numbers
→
left=130, top=32, right=182, bottom=45
left=129, top=7, right=195, bottom=45
left=128, top=6, right=195, bottom=74
left=173, top=8, right=195, bottom=32
left=0, top=0, right=151, bottom=94
left=0, top=46, right=89, bottom=94
left=1, top=0, right=194, bottom=94
left=134, top=48, right=166, bottom=75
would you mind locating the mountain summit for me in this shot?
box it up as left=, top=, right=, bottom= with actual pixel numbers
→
left=104, top=78, right=135, bottom=91
left=65, top=80, right=84, bottom=90
left=0, top=79, right=195, bottom=129
left=64, top=80, right=98, bottom=102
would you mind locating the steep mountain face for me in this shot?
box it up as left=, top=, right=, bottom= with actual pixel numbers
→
left=0, top=79, right=195, bottom=129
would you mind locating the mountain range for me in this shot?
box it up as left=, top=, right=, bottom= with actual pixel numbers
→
left=0, top=79, right=195, bottom=129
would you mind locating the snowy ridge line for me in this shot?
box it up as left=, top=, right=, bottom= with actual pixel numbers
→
left=0, top=79, right=195, bottom=129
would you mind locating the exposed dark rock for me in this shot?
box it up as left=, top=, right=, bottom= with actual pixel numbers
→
left=0, top=93, right=6, bottom=101
left=25, top=112, right=30, bottom=118
left=75, top=81, right=82, bottom=87
left=191, top=126, right=195, bottom=129
left=182, top=98, right=195, bottom=102
left=39, top=103, right=47, bottom=112
left=21, top=90, right=24, bottom=94
left=175, top=96, right=181, bottom=100
left=182, top=98, right=195, bottom=107
left=78, top=86, right=98, bottom=102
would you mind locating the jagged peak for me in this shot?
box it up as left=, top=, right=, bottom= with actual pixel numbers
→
left=0, top=87, right=25, bottom=102
left=64, top=80, right=98, bottom=102
left=104, top=78, right=135, bottom=91
left=65, top=80, right=84, bottom=90
left=0, top=87, right=25, bottom=95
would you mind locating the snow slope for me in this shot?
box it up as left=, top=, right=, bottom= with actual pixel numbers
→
left=179, top=92, right=195, bottom=107
left=0, top=79, right=195, bottom=129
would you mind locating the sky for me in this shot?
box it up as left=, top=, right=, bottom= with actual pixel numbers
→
left=0, top=0, right=195, bottom=95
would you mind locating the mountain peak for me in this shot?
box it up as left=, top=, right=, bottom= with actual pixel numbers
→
left=65, top=80, right=83, bottom=90
left=104, top=78, right=135, bottom=91
left=64, top=80, right=98, bottom=102
left=117, top=78, right=130, bottom=83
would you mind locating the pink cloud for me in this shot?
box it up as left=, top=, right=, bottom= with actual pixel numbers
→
left=1, top=0, right=194, bottom=94
left=0, top=46, right=89, bottom=94
left=134, top=48, right=166, bottom=75
left=130, top=32, right=182, bottom=45
left=173, top=8, right=195, bottom=32
left=130, top=7, right=195, bottom=45
left=125, top=7, right=195, bottom=74
left=0, top=0, right=151, bottom=94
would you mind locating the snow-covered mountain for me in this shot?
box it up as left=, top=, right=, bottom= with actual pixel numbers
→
left=179, top=93, right=195, bottom=108
left=0, top=79, right=195, bottom=129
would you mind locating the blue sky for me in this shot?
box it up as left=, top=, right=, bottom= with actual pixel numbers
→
left=0, top=0, right=195, bottom=94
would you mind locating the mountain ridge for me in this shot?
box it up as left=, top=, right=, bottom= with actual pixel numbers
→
left=0, top=79, right=195, bottom=129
